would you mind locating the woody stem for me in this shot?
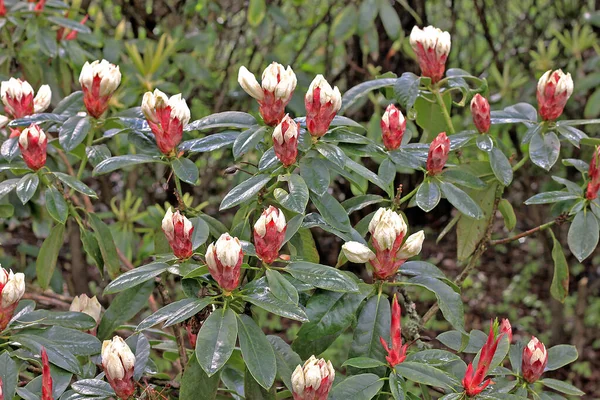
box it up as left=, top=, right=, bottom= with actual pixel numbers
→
left=173, top=174, right=184, bottom=209
left=433, top=88, right=455, bottom=135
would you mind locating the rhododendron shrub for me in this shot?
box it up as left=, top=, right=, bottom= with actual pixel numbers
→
left=0, top=15, right=594, bottom=400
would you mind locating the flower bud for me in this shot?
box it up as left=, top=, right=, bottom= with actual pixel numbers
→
left=41, top=348, right=53, bottom=400
left=102, top=336, right=136, bottom=400
left=0, top=114, right=9, bottom=129
left=70, top=294, right=102, bottom=335
left=522, top=336, right=548, bottom=383
left=206, top=233, right=243, bottom=292
left=238, top=62, right=297, bottom=126
left=0, top=0, right=6, bottom=17
left=34, top=84, right=52, bottom=113
left=500, top=318, right=512, bottom=343
left=409, top=26, right=451, bottom=83
left=341, top=241, right=375, bottom=263
left=426, top=132, right=450, bottom=175
left=18, top=124, right=47, bottom=171
left=380, top=295, right=408, bottom=367
left=369, top=208, right=407, bottom=252
left=273, top=115, right=299, bottom=167
left=305, top=75, right=342, bottom=137
left=141, top=89, right=190, bottom=155
left=33, top=0, right=45, bottom=13
left=0, top=78, right=51, bottom=119
left=537, top=69, right=573, bottom=121
left=586, top=147, right=600, bottom=200
left=470, top=94, right=491, bottom=134
left=254, top=206, right=286, bottom=264
left=396, top=230, right=425, bottom=260
left=162, top=208, right=194, bottom=259
left=0, top=266, right=25, bottom=331
left=291, top=356, right=335, bottom=400
left=79, top=60, right=121, bottom=118
left=381, top=104, right=406, bottom=150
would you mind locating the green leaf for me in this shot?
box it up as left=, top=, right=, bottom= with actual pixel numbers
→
left=37, top=27, right=57, bottom=57
left=265, top=269, right=299, bottom=304
left=14, top=310, right=95, bottom=330
left=348, top=294, right=390, bottom=375
left=400, top=261, right=448, bottom=281
left=172, top=158, right=199, bottom=184
left=282, top=214, right=304, bottom=246
left=0, top=204, right=13, bottom=218
left=180, top=131, right=239, bottom=153
left=220, top=174, right=271, bottom=210
left=286, top=261, right=358, bottom=292
left=45, top=187, right=68, bottom=224
left=490, top=103, right=537, bottom=125
left=93, top=154, right=160, bottom=175
left=456, top=184, right=497, bottom=260
left=196, top=308, right=238, bottom=376
left=36, top=224, right=65, bottom=289
left=71, top=379, right=115, bottom=397
left=340, top=78, right=397, bottom=115
left=441, top=169, right=486, bottom=189
left=331, top=5, right=358, bottom=42
left=414, top=92, right=452, bottom=135
left=342, top=357, right=386, bottom=368
left=300, top=157, right=330, bottom=196
left=378, top=0, right=401, bottom=39
left=267, top=336, right=302, bottom=393
left=546, top=345, right=578, bottom=371
left=80, top=229, right=104, bottom=274
left=329, top=373, right=384, bottom=400
left=85, top=144, right=111, bottom=167
left=97, top=281, right=155, bottom=340
left=180, top=353, right=221, bottom=400
left=440, top=181, right=484, bottom=219
left=137, top=298, right=212, bottom=331
left=416, top=180, right=441, bottom=212
left=186, top=112, right=256, bottom=131
left=13, top=333, right=81, bottom=374
left=247, top=0, right=267, bottom=27
left=191, top=217, right=210, bottom=250
left=47, top=16, right=92, bottom=33
left=316, top=142, right=347, bottom=167
left=476, top=134, right=494, bottom=151
left=241, top=277, right=308, bottom=321
left=395, top=362, right=459, bottom=390
left=567, top=210, right=599, bottom=262
left=233, top=125, right=266, bottom=159
left=259, top=147, right=280, bottom=170
left=489, top=147, right=513, bottom=186
left=88, top=213, right=121, bottom=279
left=530, top=131, right=560, bottom=171
left=549, top=231, right=569, bottom=303
left=539, top=379, right=585, bottom=396
left=342, top=194, right=385, bottom=214
left=498, top=199, right=516, bottom=231
left=407, top=275, right=465, bottom=333
left=274, top=174, right=309, bottom=214
left=52, top=172, right=97, bottom=198
left=0, top=178, right=19, bottom=200
left=390, top=372, right=406, bottom=400
left=236, top=314, right=277, bottom=390
left=103, top=262, right=169, bottom=294
left=244, top=366, right=276, bottom=400
left=309, top=191, right=352, bottom=233
left=524, top=191, right=580, bottom=205
left=346, top=158, right=391, bottom=194
left=9, top=113, right=67, bottom=127
left=405, top=349, right=462, bottom=366
left=54, top=91, right=84, bottom=115
left=59, top=115, right=92, bottom=152
left=0, top=351, right=18, bottom=400
left=16, top=173, right=39, bottom=204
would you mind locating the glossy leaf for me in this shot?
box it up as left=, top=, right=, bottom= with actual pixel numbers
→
left=440, top=181, right=484, bottom=219
left=53, top=172, right=97, bottom=198
left=489, top=147, right=513, bottom=186
left=180, top=353, right=221, bottom=400
left=416, top=180, right=441, bottom=212
left=310, top=191, right=352, bottom=233
left=45, top=187, right=68, bottom=224
left=196, top=308, right=238, bottom=376
left=185, top=112, right=256, bottom=131
left=220, top=174, right=271, bottom=210
left=530, top=131, right=560, bottom=171
left=233, top=125, right=266, bottom=159
left=274, top=174, right=309, bottom=214
left=394, top=73, right=420, bottom=111
left=329, top=373, right=384, bottom=400
left=567, top=210, right=599, bottom=262
left=137, top=298, right=212, bottom=331
left=265, top=269, right=299, bottom=304
left=93, top=155, right=161, bottom=175
left=180, top=131, right=239, bottom=153
left=267, top=336, right=302, bottom=392
left=286, top=261, right=358, bottom=292
left=300, top=157, right=330, bottom=196
left=395, top=362, right=459, bottom=390
left=546, top=345, right=578, bottom=371
left=340, top=78, right=397, bottom=114
left=241, top=277, right=308, bottom=322
left=236, top=314, right=277, bottom=390
left=550, top=231, right=569, bottom=303
left=16, top=173, right=39, bottom=204
left=88, top=214, right=121, bottom=279
left=104, top=262, right=169, bottom=294
left=36, top=223, right=65, bottom=289
left=172, top=157, right=199, bottom=184
left=59, top=115, right=91, bottom=152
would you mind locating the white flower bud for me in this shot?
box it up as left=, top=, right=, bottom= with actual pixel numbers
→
left=207, top=233, right=242, bottom=269
left=0, top=269, right=25, bottom=308
left=368, top=208, right=407, bottom=250
left=291, top=365, right=306, bottom=396
left=0, top=115, right=8, bottom=129
left=1, top=78, right=34, bottom=105
left=167, top=93, right=191, bottom=126
left=238, top=66, right=264, bottom=101
left=79, top=60, right=121, bottom=96
left=397, top=230, right=425, bottom=259
left=537, top=69, right=573, bottom=98
left=33, top=84, right=52, bottom=113
left=161, top=208, right=193, bottom=241
left=409, top=25, right=451, bottom=58
left=254, top=206, right=286, bottom=237
left=261, top=62, right=297, bottom=101
left=18, top=124, right=46, bottom=150
left=342, top=241, right=375, bottom=263
left=272, top=114, right=298, bottom=145
left=70, top=294, right=102, bottom=324
left=306, top=75, right=342, bottom=112
left=102, top=336, right=135, bottom=380
left=291, top=355, right=335, bottom=398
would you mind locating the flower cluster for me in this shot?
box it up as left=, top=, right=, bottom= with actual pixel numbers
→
left=0, top=78, right=51, bottom=134
left=102, top=336, right=136, bottom=399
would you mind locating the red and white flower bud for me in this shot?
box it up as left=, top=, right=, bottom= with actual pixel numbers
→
left=291, top=356, right=335, bottom=400
left=368, top=208, right=409, bottom=279
left=537, top=69, right=573, bottom=121
left=18, top=124, right=47, bottom=171
left=426, top=132, right=450, bottom=175
left=342, top=241, right=375, bottom=264
left=162, top=208, right=194, bottom=259
left=396, top=230, right=425, bottom=260
left=1, top=78, right=51, bottom=119
left=0, top=0, right=6, bottom=17
left=102, top=336, right=136, bottom=400
left=500, top=318, right=513, bottom=343
left=273, top=115, right=299, bottom=167
left=41, top=348, right=53, bottom=400
left=380, top=295, right=409, bottom=367
left=381, top=104, right=406, bottom=150
left=305, top=75, right=342, bottom=137
left=70, top=294, right=102, bottom=335
left=470, top=94, right=491, bottom=134
left=522, top=336, right=548, bottom=383
left=409, top=26, right=451, bottom=83
left=586, top=147, right=600, bottom=200
left=79, top=60, right=121, bottom=118
left=141, top=89, right=190, bottom=156
left=254, top=206, right=286, bottom=264
left=206, top=233, right=243, bottom=292
left=0, top=267, right=25, bottom=331
left=238, top=62, right=297, bottom=126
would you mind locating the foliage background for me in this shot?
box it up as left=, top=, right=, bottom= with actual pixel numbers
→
left=1, top=0, right=600, bottom=397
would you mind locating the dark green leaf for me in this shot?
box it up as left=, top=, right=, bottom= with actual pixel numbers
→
left=524, top=191, right=580, bottom=204
left=9, top=113, right=67, bottom=127
left=329, top=373, right=384, bottom=400
left=567, top=210, right=599, bottom=262
left=407, top=276, right=465, bottom=333
left=191, top=217, right=210, bottom=250
left=456, top=184, right=497, bottom=260
left=16, top=173, right=39, bottom=204
left=394, top=73, right=420, bottom=111
left=476, top=134, right=493, bottom=151
left=59, top=115, right=91, bottom=152
left=489, top=147, right=513, bottom=186
left=241, top=277, right=308, bottom=322
left=233, top=125, right=266, bottom=159
left=265, top=269, right=299, bottom=304
left=53, top=172, right=97, bottom=198
left=93, top=155, right=161, bottom=175
left=180, top=131, right=239, bottom=153
left=0, top=178, right=19, bottom=200
left=550, top=231, right=569, bottom=303
left=539, top=379, right=585, bottom=396
left=71, top=379, right=115, bottom=397
left=274, top=174, right=309, bottom=214
left=180, top=353, right=221, bottom=400
left=340, top=78, right=397, bottom=115
left=196, top=308, right=238, bottom=376
left=47, top=16, right=92, bottom=33
left=395, top=362, right=459, bottom=389
left=342, top=194, right=385, bottom=214
left=36, top=224, right=65, bottom=289
left=88, top=213, right=121, bottom=279
left=530, top=131, right=560, bottom=171
left=300, top=157, right=330, bottom=196
left=104, top=262, right=169, bottom=294
left=54, top=91, right=84, bottom=115
left=85, top=144, right=111, bottom=167
left=400, top=261, right=447, bottom=280
left=0, top=351, right=18, bottom=400
left=342, top=357, right=386, bottom=368
left=172, top=157, right=199, bottom=184
left=416, top=181, right=441, bottom=212
left=546, top=345, right=578, bottom=371
left=378, top=0, right=401, bottom=39
left=14, top=310, right=95, bottom=330
left=244, top=367, right=276, bottom=400
left=310, top=191, right=351, bottom=232
left=282, top=214, right=304, bottom=246
left=45, top=187, right=68, bottom=224
left=440, top=181, right=484, bottom=219
left=220, top=174, right=271, bottom=210
left=267, top=336, right=302, bottom=392
left=185, top=112, right=256, bottom=131
left=286, top=261, right=358, bottom=292
left=137, top=298, right=212, bottom=331
left=236, top=314, right=276, bottom=390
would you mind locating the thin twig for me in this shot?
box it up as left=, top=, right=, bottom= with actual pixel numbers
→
left=489, top=218, right=563, bottom=246
left=156, top=280, right=188, bottom=370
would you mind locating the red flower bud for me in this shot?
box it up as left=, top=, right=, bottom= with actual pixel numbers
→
left=273, top=115, right=299, bottom=167
left=586, top=147, right=600, bottom=200
left=33, top=0, right=45, bottom=13
left=381, top=104, right=406, bottom=150
left=380, top=295, right=409, bottom=367
left=470, top=94, right=491, bottom=134
left=305, top=75, right=342, bottom=137
left=426, top=132, right=450, bottom=175
left=142, top=89, right=190, bottom=155
left=1, top=78, right=51, bottom=119
left=18, top=124, right=47, bottom=171
left=162, top=208, right=194, bottom=259
left=537, top=69, right=573, bottom=121
left=102, top=336, right=136, bottom=400
left=186, top=323, right=197, bottom=349
left=462, top=320, right=503, bottom=396
left=206, top=233, right=243, bottom=292
left=500, top=318, right=513, bottom=343
left=79, top=60, right=121, bottom=118
left=41, top=348, right=53, bottom=400
left=254, top=206, right=286, bottom=264
left=522, top=336, right=548, bottom=383
left=62, top=15, right=89, bottom=41
left=409, top=26, right=451, bottom=84
left=291, top=356, right=335, bottom=400
left=0, top=0, right=6, bottom=17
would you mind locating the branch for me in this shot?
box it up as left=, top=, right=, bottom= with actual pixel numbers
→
left=156, top=280, right=188, bottom=370
left=489, top=218, right=564, bottom=246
